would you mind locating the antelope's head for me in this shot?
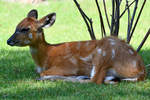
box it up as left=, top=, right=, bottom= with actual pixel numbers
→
left=7, top=9, right=56, bottom=46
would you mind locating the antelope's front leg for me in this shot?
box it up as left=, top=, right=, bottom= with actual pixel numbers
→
left=37, top=66, right=91, bottom=82
left=38, top=68, right=75, bottom=81
left=90, top=65, right=108, bottom=84
left=40, top=65, right=79, bottom=76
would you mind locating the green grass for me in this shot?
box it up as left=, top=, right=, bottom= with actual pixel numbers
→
left=0, top=0, right=150, bottom=99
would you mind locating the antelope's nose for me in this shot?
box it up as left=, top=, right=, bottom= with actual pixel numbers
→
left=7, top=39, right=14, bottom=46
left=7, top=33, right=17, bottom=46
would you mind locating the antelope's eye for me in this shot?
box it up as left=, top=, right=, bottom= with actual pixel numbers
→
left=21, top=28, right=30, bottom=32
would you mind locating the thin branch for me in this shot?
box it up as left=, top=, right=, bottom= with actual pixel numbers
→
left=110, top=0, right=115, bottom=35
left=89, top=18, right=95, bottom=39
left=73, top=0, right=96, bottom=40
left=114, top=0, right=120, bottom=36
left=119, top=0, right=122, bottom=6
left=80, top=10, right=96, bottom=39
left=137, top=28, right=150, bottom=52
left=128, top=0, right=147, bottom=43
left=103, top=0, right=110, bottom=29
left=127, top=0, right=139, bottom=43
left=95, top=0, right=106, bottom=38
left=80, top=9, right=91, bottom=21
left=126, top=0, right=131, bottom=42
left=120, top=0, right=136, bottom=18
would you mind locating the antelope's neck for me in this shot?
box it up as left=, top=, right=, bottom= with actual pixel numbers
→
left=29, top=42, right=50, bottom=67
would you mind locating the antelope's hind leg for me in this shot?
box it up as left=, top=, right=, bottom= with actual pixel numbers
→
left=113, top=60, right=146, bottom=83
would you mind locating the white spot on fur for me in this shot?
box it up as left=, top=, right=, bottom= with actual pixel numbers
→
left=104, top=76, right=115, bottom=81
left=64, top=54, right=72, bottom=59
left=76, top=42, right=81, bottom=50
left=112, top=49, right=115, bottom=59
left=36, top=66, right=45, bottom=73
left=129, top=49, right=134, bottom=55
left=30, top=47, right=37, bottom=54
left=122, top=78, right=137, bottom=82
left=36, top=32, right=42, bottom=38
left=28, top=33, right=32, bottom=39
left=80, top=54, right=92, bottom=61
left=65, top=43, right=70, bottom=54
left=102, top=51, right=106, bottom=56
left=106, top=68, right=118, bottom=76
left=109, top=38, right=116, bottom=46
left=70, top=57, right=77, bottom=65
left=104, top=76, right=116, bottom=84
left=132, top=60, right=137, bottom=67
left=24, top=40, right=30, bottom=44
left=108, top=38, right=115, bottom=42
left=90, top=66, right=96, bottom=78
left=97, top=48, right=102, bottom=54
left=75, top=76, right=89, bottom=80
left=86, top=42, right=90, bottom=47
left=110, top=41, right=116, bottom=45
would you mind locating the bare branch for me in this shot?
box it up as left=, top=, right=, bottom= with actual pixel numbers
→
left=127, top=0, right=139, bottom=43
left=119, top=0, right=122, bottom=6
left=126, top=0, right=131, bottom=42
left=120, top=0, right=136, bottom=18
left=79, top=10, right=96, bottom=40
left=103, top=0, right=110, bottom=29
left=114, top=0, right=120, bottom=36
left=110, top=0, right=115, bottom=35
left=128, top=0, right=147, bottom=43
left=95, top=0, right=106, bottom=38
left=137, top=28, right=150, bottom=52
left=73, top=0, right=96, bottom=40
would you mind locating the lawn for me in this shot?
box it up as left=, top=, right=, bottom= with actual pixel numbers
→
left=0, top=0, right=150, bottom=99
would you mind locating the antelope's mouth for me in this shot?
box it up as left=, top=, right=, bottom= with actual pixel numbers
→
left=7, top=40, right=21, bottom=46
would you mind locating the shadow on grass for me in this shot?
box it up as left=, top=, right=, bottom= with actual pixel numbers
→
left=0, top=48, right=150, bottom=99
left=0, top=49, right=38, bottom=82
left=139, top=49, right=150, bottom=79
left=0, top=81, right=150, bottom=99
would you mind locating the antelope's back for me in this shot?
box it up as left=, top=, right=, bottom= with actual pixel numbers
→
left=95, top=36, right=144, bottom=65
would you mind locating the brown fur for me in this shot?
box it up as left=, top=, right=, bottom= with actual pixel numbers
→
left=7, top=10, right=146, bottom=84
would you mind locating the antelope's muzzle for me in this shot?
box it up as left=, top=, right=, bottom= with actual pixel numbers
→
left=7, top=34, right=18, bottom=46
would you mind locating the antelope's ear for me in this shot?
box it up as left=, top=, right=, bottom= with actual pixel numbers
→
left=39, top=13, right=56, bottom=28
left=27, top=9, right=38, bottom=19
